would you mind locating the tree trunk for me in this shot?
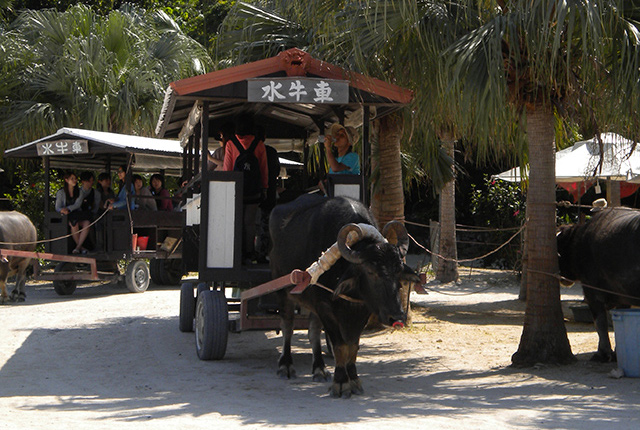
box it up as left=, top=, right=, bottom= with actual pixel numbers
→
left=511, top=106, right=575, bottom=366
left=369, top=113, right=411, bottom=325
left=436, top=135, right=458, bottom=283
left=370, top=113, right=405, bottom=226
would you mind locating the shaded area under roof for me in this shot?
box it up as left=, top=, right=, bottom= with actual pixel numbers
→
left=5, top=128, right=184, bottom=175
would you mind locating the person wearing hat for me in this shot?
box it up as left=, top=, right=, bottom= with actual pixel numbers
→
left=324, top=123, right=360, bottom=175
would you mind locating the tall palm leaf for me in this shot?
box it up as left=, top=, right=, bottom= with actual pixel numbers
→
left=448, top=0, right=640, bottom=365
left=0, top=4, right=212, bottom=154
left=340, top=0, right=492, bottom=282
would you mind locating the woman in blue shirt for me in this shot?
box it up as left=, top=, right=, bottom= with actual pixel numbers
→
left=108, top=165, right=135, bottom=210
left=324, top=123, right=360, bottom=175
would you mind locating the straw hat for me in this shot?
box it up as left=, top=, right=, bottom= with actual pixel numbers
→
left=591, top=198, right=608, bottom=211
left=329, top=123, right=358, bottom=146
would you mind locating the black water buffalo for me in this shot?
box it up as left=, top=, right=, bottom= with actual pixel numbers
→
left=0, top=211, right=37, bottom=304
left=557, top=207, right=640, bottom=362
left=269, top=194, right=420, bottom=398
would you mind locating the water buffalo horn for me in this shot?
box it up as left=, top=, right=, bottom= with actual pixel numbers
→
left=382, top=221, right=409, bottom=257
left=337, top=224, right=365, bottom=264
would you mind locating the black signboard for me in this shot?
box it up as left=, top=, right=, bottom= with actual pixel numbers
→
left=37, top=139, right=89, bottom=156
left=247, top=78, right=349, bottom=104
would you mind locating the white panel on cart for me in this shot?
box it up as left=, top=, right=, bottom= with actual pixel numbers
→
left=334, top=184, right=360, bottom=201
left=185, top=193, right=201, bottom=226
left=207, top=182, right=235, bottom=268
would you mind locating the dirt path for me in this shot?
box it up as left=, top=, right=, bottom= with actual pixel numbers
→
left=1, top=269, right=640, bottom=429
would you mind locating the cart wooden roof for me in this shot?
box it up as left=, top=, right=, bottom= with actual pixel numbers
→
left=5, top=127, right=184, bottom=174
left=155, top=48, right=413, bottom=145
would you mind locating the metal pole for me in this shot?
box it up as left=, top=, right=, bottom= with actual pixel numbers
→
left=199, top=101, right=210, bottom=275
left=362, top=106, right=370, bottom=206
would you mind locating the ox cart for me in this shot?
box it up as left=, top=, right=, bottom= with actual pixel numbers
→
left=157, top=48, right=421, bottom=360
left=4, top=128, right=186, bottom=294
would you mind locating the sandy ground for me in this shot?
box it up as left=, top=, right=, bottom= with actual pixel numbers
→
left=2, top=266, right=640, bottom=430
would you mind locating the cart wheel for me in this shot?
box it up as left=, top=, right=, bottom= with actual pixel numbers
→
left=179, top=282, right=195, bottom=332
left=53, top=262, right=77, bottom=296
left=125, top=260, right=150, bottom=293
left=196, top=282, right=209, bottom=298
left=195, top=289, right=228, bottom=360
left=150, top=259, right=184, bottom=285
left=160, top=259, right=184, bottom=285
left=149, top=259, right=163, bottom=284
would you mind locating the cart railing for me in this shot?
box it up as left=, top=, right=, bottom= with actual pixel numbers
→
left=0, top=249, right=99, bottom=281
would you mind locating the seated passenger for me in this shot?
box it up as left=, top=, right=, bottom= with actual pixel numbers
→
left=54, top=171, right=92, bottom=254
left=132, top=174, right=157, bottom=211
left=207, top=121, right=235, bottom=171
left=324, top=123, right=360, bottom=175
left=95, top=172, right=115, bottom=215
left=149, top=173, right=173, bottom=211
left=109, top=165, right=135, bottom=210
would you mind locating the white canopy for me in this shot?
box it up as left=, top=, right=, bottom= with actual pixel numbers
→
left=495, top=133, right=640, bottom=183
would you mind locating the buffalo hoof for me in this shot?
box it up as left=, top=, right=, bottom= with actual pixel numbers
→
left=0, top=297, right=8, bottom=305
left=10, top=291, right=25, bottom=302
left=349, top=378, right=364, bottom=395
left=590, top=351, right=616, bottom=363
left=329, top=380, right=363, bottom=399
left=312, top=366, right=331, bottom=382
left=277, top=364, right=297, bottom=379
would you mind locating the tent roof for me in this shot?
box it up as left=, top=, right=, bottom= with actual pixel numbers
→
left=495, top=133, right=640, bottom=183
left=155, top=48, right=413, bottom=149
left=5, top=127, right=184, bottom=174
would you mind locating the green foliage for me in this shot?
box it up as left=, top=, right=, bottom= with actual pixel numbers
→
left=469, top=175, right=526, bottom=269
left=6, top=1, right=232, bottom=52
left=470, top=175, right=526, bottom=228
left=3, top=165, right=62, bottom=241
left=0, top=3, right=213, bottom=156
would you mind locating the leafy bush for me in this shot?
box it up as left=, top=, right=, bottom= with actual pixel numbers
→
left=4, top=166, right=62, bottom=242
left=470, top=175, right=526, bottom=228
left=469, top=175, right=526, bottom=269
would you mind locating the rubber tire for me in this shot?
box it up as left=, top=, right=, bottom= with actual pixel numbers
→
left=196, top=282, right=209, bottom=298
left=195, top=289, right=229, bottom=360
left=52, top=262, right=77, bottom=296
left=179, top=282, right=195, bottom=332
left=125, top=260, right=150, bottom=293
left=149, top=259, right=163, bottom=284
left=150, top=259, right=184, bottom=285
left=160, top=259, right=184, bottom=285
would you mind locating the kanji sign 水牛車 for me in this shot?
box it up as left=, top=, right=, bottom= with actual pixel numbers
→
left=37, top=139, right=89, bottom=156
left=247, top=78, right=349, bottom=104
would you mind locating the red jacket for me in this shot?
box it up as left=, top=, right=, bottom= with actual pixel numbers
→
left=223, top=135, right=269, bottom=189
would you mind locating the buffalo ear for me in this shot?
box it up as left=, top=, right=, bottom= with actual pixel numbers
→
left=400, top=264, right=421, bottom=284
left=333, top=277, right=357, bottom=300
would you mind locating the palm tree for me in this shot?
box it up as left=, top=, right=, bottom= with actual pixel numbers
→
left=341, top=1, right=493, bottom=282
left=0, top=4, right=212, bottom=152
left=216, top=1, right=420, bottom=228
left=448, top=0, right=640, bottom=365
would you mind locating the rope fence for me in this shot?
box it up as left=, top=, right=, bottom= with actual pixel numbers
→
left=0, top=209, right=109, bottom=246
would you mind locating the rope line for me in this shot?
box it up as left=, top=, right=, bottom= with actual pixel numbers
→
left=0, top=209, right=109, bottom=246
left=312, top=282, right=365, bottom=304
left=404, top=219, right=523, bottom=232
left=408, top=223, right=526, bottom=265
left=527, top=268, right=640, bottom=302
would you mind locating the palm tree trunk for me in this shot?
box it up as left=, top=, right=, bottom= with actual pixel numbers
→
left=370, top=113, right=405, bottom=226
left=369, top=113, right=411, bottom=324
left=436, top=134, right=458, bottom=283
left=511, top=106, right=574, bottom=366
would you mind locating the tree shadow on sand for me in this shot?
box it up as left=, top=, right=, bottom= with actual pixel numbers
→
left=2, top=314, right=638, bottom=429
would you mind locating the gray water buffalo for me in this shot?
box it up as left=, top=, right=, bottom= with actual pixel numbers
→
left=557, top=207, right=640, bottom=362
left=0, top=211, right=37, bottom=304
left=269, top=195, right=420, bottom=398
